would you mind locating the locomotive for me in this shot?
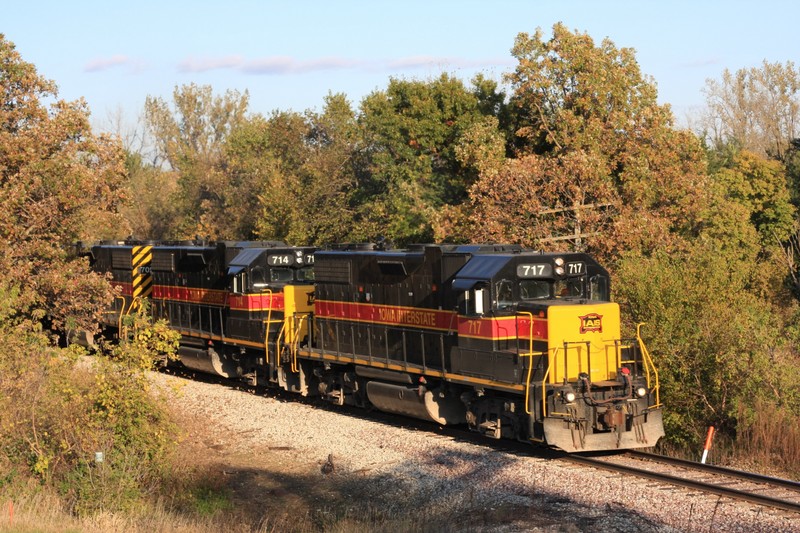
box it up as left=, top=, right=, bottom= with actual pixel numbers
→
left=77, top=239, right=664, bottom=452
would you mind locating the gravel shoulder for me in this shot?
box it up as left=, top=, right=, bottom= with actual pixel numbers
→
left=155, top=370, right=800, bottom=532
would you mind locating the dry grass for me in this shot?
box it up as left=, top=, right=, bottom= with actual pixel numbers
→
left=0, top=484, right=529, bottom=533
left=733, top=400, right=800, bottom=479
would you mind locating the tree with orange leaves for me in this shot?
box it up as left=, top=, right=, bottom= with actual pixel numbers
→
left=0, top=33, right=126, bottom=334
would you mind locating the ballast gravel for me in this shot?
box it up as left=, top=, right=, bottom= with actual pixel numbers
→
left=153, top=371, right=800, bottom=532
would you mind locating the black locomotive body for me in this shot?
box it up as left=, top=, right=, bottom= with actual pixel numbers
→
left=79, top=239, right=664, bottom=452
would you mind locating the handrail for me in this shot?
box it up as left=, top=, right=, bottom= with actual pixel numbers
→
left=636, top=323, right=661, bottom=408
left=273, top=321, right=287, bottom=369
left=115, top=295, right=126, bottom=332
left=291, top=313, right=309, bottom=373
left=541, top=349, right=555, bottom=418
left=264, top=289, right=273, bottom=328
left=517, top=312, right=535, bottom=414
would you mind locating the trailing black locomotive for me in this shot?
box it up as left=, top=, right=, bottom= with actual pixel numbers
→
left=77, top=239, right=664, bottom=452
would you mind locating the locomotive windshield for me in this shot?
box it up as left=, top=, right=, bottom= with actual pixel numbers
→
left=296, top=266, right=314, bottom=281
left=270, top=268, right=293, bottom=282
left=520, top=279, right=550, bottom=300
left=555, top=278, right=584, bottom=299
left=515, top=274, right=610, bottom=302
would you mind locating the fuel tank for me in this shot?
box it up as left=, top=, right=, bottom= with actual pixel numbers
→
left=177, top=346, right=237, bottom=378
left=365, top=381, right=466, bottom=425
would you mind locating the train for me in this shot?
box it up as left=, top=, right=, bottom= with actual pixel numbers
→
left=75, top=238, right=664, bottom=452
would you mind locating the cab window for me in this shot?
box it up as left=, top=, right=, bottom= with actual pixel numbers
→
left=555, top=278, right=584, bottom=298
left=250, top=266, right=268, bottom=291
left=296, top=266, right=315, bottom=282
left=494, top=279, right=514, bottom=310
left=520, top=279, right=550, bottom=300
left=270, top=268, right=292, bottom=282
left=589, top=275, right=609, bottom=301
left=463, top=286, right=488, bottom=316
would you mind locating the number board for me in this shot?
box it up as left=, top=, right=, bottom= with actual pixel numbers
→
left=268, top=254, right=293, bottom=266
left=566, top=262, right=585, bottom=275
left=516, top=263, right=553, bottom=278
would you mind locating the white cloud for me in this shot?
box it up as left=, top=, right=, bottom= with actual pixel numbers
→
left=174, top=54, right=511, bottom=75
left=177, top=55, right=244, bottom=73
left=84, top=55, right=138, bottom=73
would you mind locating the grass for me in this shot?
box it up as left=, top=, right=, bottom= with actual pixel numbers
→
left=732, top=399, right=800, bottom=478
left=658, top=400, right=800, bottom=480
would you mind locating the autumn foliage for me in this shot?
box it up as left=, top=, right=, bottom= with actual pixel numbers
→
left=0, top=34, right=180, bottom=515
left=2, top=19, right=800, bottom=521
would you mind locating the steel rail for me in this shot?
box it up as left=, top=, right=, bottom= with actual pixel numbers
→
left=627, top=450, right=800, bottom=492
left=562, top=453, right=800, bottom=514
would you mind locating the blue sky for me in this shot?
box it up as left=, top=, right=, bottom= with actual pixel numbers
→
left=4, top=1, right=797, bottom=132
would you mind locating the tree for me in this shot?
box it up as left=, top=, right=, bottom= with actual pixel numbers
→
left=702, top=60, right=800, bottom=160
left=0, top=33, right=125, bottom=332
left=285, top=93, right=361, bottom=244
left=144, top=83, right=249, bottom=238
left=356, top=74, right=505, bottom=244
left=450, top=24, right=709, bottom=258
left=712, top=150, right=795, bottom=244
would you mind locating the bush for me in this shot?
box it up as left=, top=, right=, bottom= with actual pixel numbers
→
left=0, top=301, right=180, bottom=517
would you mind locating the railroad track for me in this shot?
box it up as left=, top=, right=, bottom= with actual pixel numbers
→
left=164, top=367, right=800, bottom=517
left=563, top=450, right=800, bottom=515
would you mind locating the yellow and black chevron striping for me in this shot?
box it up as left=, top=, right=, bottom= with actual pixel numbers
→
left=131, top=245, right=153, bottom=298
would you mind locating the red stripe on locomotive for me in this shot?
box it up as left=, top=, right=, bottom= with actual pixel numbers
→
left=457, top=315, right=548, bottom=340
left=111, top=281, right=285, bottom=311
left=315, top=300, right=456, bottom=331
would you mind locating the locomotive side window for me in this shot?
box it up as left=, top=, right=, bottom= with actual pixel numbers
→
left=463, top=286, right=488, bottom=316
left=473, top=288, right=486, bottom=315
left=590, top=274, right=609, bottom=301
left=232, top=272, right=247, bottom=294
left=520, top=279, right=550, bottom=300
left=495, top=279, right=514, bottom=310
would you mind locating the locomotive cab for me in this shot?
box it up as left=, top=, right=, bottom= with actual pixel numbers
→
left=450, top=251, right=663, bottom=451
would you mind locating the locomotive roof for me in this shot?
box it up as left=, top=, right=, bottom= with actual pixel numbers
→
left=228, top=247, right=265, bottom=267
left=453, top=250, right=599, bottom=282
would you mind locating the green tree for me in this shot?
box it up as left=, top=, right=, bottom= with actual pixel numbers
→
left=712, top=150, right=794, bottom=244
left=235, top=103, right=358, bottom=245
left=357, top=73, right=505, bottom=244
left=144, top=83, right=249, bottom=238
left=285, top=92, right=361, bottom=244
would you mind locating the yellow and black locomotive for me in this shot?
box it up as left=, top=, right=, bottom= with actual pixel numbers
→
left=79, top=239, right=664, bottom=452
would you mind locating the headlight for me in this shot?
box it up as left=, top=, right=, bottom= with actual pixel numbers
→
left=555, top=266, right=565, bottom=276
left=635, top=386, right=648, bottom=398
left=554, top=257, right=564, bottom=266
left=563, top=390, right=576, bottom=403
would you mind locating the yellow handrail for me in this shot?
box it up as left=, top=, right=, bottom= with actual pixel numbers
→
left=541, top=350, right=554, bottom=418
left=290, top=314, right=309, bottom=373
left=273, top=321, right=287, bottom=369
left=636, top=323, right=661, bottom=408
left=115, top=295, right=126, bottom=332
left=517, top=312, right=535, bottom=414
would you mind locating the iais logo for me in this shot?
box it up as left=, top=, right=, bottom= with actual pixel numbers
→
left=579, top=313, right=603, bottom=334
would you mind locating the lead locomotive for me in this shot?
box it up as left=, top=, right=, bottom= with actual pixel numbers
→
left=78, top=239, right=664, bottom=452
